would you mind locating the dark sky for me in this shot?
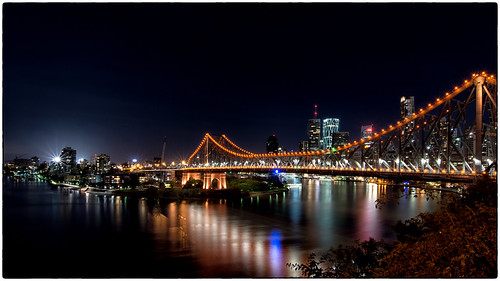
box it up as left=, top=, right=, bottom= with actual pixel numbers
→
left=3, top=3, right=497, bottom=164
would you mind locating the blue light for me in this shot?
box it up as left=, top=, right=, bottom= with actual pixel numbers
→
left=274, top=169, right=279, bottom=174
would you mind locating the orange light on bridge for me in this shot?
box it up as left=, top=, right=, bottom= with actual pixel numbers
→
left=416, top=169, right=420, bottom=172
left=450, top=170, right=455, bottom=173
left=442, top=169, right=446, bottom=173
left=472, top=171, right=476, bottom=174
left=393, top=168, right=397, bottom=172
left=424, top=169, right=428, bottom=173
left=433, top=169, right=437, bottom=173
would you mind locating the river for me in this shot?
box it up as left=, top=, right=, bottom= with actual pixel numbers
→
left=3, top=176, right=439, bottom=277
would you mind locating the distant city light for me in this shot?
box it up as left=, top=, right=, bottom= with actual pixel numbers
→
left=53, top=156, right=61, bottom=163
left=132, top=159, right=137, bottom=163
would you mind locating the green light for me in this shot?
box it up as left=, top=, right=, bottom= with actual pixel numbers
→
left=331, top=147, right=337, bottom=153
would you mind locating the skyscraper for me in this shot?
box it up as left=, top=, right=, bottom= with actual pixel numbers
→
left=308, top=105, right=321, bottom=151
left=299, top=141, right=309, bottom=152
left=322, top=118, right=339, bottom=150
left=60, top=147, right=76, bottom=174
left=333, top=132, right=349, bottom=147
left=266, top=135, right=279, bottom=153
left=401, top=96, right=416, bottom=142
left=400, top=96, right=415, bottom=119
left=96, top=154, right=111, bottom=175
left=361, top=124, right=374, bottom=140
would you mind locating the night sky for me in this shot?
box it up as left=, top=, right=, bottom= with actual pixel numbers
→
left=3, top=3, right=497, bottom=164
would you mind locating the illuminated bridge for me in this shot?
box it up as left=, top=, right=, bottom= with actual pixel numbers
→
left=184, top=73, right=497, bottom=186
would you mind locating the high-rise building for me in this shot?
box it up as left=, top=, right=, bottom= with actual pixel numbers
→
left=333, top=132, right=350, bottom=147
left=266, top=135, right=279, bottom=153
left=361, top=124, right=374, bottom=140
left=299, top=141, right=309, bottom=152
left=322, top=118, right=339, bottom=150
left=400, top=96, right=415, bottom=119
left=96, top=154, right=110, bottom=175
left=308, top=119, right=321, bottom=151
left=60, top=147, right=76, bottom=174
left=307, top=105, right=321, bottom=151
left=30, top=156, right=39, bottom=168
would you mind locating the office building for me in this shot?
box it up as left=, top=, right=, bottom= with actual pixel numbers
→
left=96, top=154, right=111, bottom=175
left=299, top=141, right=309, bottom=152
left=400, top=96, right=415, bottom=119
left=322, top=118, right=339, bottom=150
left=60, top=147, right=77, bottom=174
left=333, top=132, right=350, bottom=147
left=266, top=135, right=279, bottom=153
left=307, top=105, right=321, bottom=151
left=308, top=119, right=321, bottom=150
left=361, top=124, right=374, bottom=140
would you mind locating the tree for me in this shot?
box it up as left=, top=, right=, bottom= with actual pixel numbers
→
left=287, top=238, right=393, bottom=277
left=288, top=177, right=497, bottom=278
left=183, top=178, right=203, bottom=189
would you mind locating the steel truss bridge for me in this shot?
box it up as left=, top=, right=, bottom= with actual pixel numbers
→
left=185, top=73, right=497, bottom=182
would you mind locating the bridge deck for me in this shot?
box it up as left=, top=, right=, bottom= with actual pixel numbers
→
left=184, top=167, right=495, bottom=183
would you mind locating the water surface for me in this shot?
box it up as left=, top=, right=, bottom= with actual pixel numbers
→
left=3, top=177, right=438, bottom=277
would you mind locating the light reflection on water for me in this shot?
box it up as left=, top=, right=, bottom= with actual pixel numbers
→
left=4, top=178, right=439, bottom=278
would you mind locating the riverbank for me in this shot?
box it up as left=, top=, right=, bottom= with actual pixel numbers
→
left=112, top=186, right=289, bottom=200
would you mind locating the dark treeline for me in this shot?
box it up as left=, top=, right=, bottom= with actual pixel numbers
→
left=288, top=177, right=497, bottom=278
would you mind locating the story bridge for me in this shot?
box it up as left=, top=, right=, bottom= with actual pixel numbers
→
left=183, top=73, right=497, bottom=188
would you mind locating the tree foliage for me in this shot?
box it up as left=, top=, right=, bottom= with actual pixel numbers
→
left=226, top=176, right=269, bottom=191
left=288, top=177, right=497, bottom=278
left=287, top=238, right=393, bottom=277
left=183, top=178, right=203, bottom=189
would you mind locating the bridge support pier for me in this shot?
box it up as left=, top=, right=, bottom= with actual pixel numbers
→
left=182, top=172, right=226, bottom=189
left=203, top=173, right=227, bottom=189
left=182, top=172, right=202, bottom=186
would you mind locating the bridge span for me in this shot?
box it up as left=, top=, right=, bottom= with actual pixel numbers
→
left=184, top=72, right=496, bottom=185
left=183, top=166, right=491, bottom=183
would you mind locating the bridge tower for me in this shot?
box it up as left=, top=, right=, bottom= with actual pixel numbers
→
left=474, top=76, right=484, bottom=172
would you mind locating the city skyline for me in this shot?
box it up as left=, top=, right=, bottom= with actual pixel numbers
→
left=4, top=3, right=497, bottom=163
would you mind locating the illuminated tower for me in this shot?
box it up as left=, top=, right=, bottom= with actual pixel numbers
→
left=322, top=118, right=339, bottom=150
left=307, top=105, right=321, bottom=151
